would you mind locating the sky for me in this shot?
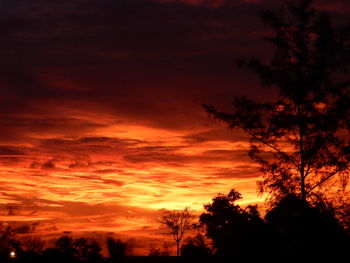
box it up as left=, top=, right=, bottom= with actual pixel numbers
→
left=0, top=0, right=349, bottom=255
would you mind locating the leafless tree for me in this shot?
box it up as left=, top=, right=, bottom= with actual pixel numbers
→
left=159, top=207, right=195, bottom=256
left=22, top=236, right=45, bottom=254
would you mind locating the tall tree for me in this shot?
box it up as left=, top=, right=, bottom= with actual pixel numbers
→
left=159, top=207, right=195, bottom=256
left=204, top=0, right=350, bottom=203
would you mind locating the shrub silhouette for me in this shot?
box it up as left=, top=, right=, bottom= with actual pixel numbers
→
left=148, top=244, right=170, bottom=257
left=180, top=233, right=211, bottom=257
left=106, top=237, right=129, bottom=262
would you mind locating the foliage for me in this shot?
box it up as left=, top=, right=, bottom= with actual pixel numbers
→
left=203, top=0, right=350, bottom=203
left=199, top=189, right=266, bottom=257
left=180, top=233, right=211, bottom=257
left=265, top=194, right=350, bottom=259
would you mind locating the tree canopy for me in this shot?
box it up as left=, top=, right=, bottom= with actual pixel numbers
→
left=199, top=189, right=266, bottom=258
left=265, top=194, right=349, bottom=259
left=204, top=0, right=350, bottom=203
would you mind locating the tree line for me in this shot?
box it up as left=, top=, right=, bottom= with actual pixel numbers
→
left=160, top=189, right=349, bottom=260
left=1, top=188, right=349, bottom=262
left=0, top=228, right=136, bottom=263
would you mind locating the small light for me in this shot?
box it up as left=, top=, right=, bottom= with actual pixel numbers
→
left=10, top=251, right=16, bottom=258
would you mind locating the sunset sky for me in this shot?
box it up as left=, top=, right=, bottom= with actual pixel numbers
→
left=1, top=0, right=349, bottom=254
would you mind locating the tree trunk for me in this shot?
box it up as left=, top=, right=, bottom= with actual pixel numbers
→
left=176, top=241, right=180, bottom=256
left=301, top=170, right=306, bottom=202
left=298, top=104, right=306, bottom=203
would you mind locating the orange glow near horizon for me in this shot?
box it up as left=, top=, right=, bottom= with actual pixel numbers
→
left=0, top=107, right=264, bottom=254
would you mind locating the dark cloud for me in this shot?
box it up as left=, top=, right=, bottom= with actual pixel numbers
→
left=0, top=157, right=27, bottom=165
left=182, top=128, right=250, bottom=143
left=0, top=0, right=269, bottom=135
left=213, top=167, right=259, bottom=179
left=100, top=179, right=125, bottom=187
left=1, top=0, right=346, bottom=137
left=41, top=159, right=56, bottom=169
left=124, top=148, right=249, bottom=164
left=0, top=146, right=26, bottom=156
left=39, top=137, right=142, bottom=153
left=93, top=169, right=125, bottom=174
left=0, top=116, right=108, bottom=143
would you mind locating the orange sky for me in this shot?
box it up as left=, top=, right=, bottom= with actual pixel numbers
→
left=0, top=110, right=264, bottom=253
left=1, top=0, right=348, bottom=255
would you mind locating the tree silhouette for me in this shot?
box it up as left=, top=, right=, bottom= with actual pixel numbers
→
left=0, top=223, right=21, bottom=261
left=50, top=235, right=78, bottom=262
left=22, top=236, right=45, bottom=255
left=106, top=237, right=130, bottom=262
left=199, top=189, right=266, bottom=258
left=159, top=207, right=195, bottom=256
left=73, top=237, right=103, bottom=263
left=20, top=235, right=46, bottom=262
left=148, top=243, right=170, bottom=257
left=265, top=194, right=350, bottom=260
left=55, top=236, right=77, bottom=256
left=40, top=235, right=104, bottom=263
left=180, top=233, right=211, bottom=258
left=203, top=0, right=350, bottom=203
